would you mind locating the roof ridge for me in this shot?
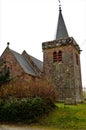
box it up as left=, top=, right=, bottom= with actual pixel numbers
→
left=22, top=51, right=43, bottom=77
left=23, top=50, right=42, bottom=62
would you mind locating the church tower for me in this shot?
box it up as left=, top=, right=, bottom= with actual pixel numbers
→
left=42, top=5, right=83, bottom=102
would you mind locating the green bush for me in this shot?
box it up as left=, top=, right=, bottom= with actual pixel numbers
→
left=0, top=97, right=55, bottom=123
left=0, top=98, right=18, bottom=121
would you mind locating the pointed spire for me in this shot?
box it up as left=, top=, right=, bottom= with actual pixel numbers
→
left=56, top=3, right=69, bottom=40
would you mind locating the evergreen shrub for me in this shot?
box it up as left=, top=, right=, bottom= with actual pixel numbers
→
left=0, top=97, right=55, bottom=123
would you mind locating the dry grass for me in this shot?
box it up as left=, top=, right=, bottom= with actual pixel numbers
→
left=0, top=78, right=57, bottom=102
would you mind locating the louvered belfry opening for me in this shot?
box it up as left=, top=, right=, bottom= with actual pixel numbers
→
left=57, top=51, right=62, bottom=62
left=53, top=51, right=57, bottom=62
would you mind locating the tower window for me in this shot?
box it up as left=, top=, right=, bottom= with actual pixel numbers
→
left=53, top=51, right=57, bottom=62
left=76, top=54, right=79, bottom=65
left=58, top=51, right=62, bottom=62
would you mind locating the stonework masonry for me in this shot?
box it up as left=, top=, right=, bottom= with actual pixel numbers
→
left=42, top=37, right=83, bottom=102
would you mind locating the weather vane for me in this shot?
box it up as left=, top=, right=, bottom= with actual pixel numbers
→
left=58, top=0, right=62, bottom=11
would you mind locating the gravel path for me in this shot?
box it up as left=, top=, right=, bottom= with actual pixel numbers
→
left=0, top=125, right=48, bottom=130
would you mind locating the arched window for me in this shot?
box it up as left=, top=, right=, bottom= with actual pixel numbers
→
left=58, top=51, right=62, bottom=62
left=53, top=51, right=57, bottom=62
left=3, top=65, right=10, bottom=76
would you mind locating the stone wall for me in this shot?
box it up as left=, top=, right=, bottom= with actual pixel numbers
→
left=42, top=38, right=83, bottom=102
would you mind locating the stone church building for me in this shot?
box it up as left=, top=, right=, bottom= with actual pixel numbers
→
left=0, top=6, right=83, bottom=102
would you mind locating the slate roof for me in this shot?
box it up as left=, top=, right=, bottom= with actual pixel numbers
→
left=10, top=49, right=43, bottom=77
left=29, top=55, right=43, bottom=72
left=56, top=7, right=69, bottom=40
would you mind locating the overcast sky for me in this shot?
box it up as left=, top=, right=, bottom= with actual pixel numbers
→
left=0, top=0, right=86, bottom=87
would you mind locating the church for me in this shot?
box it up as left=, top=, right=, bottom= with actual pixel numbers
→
left=0, top=5, right=83, bottom=102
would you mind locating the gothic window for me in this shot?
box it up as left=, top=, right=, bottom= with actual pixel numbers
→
left=3, top=65, right=10, bottom=77
left=57, top=51, right=62, bottom=62
left=53, top=51, right=57, bottom=62
left=76, top=54, right=79, bottom=65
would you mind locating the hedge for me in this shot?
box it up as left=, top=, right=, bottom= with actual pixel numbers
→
left=0, top=97, right=55, bottom=123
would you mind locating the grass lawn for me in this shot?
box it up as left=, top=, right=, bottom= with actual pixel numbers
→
left=0, top=103, right=86, bottom=130
left=38, top=103, right=86, bottom=130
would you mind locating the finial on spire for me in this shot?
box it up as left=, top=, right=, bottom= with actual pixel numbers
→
left=7, top=42, right=10, bottom=48
left=58, top=0, right=62, bottom=11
